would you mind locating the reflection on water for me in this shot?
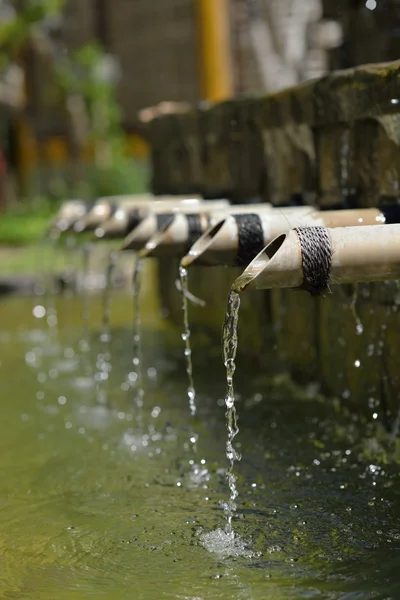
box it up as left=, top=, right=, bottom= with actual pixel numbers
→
left=0, top=291, right=399, bottom=600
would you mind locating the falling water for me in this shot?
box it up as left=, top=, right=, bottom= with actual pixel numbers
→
left=221, top=290, right=241, bottom=535
left=80, top=242, right=93, bottom=377
left=44, top=235, right=59, bottom=341
left=350, top=283, right=364, bottom=336
left=130, top=256, right=144, bottom=417
left=95, top=251, right=116, bottom=405
left=179, top=265, right=196, bottom=418
left=200, top=288, right=255, bottom=557
left=177, top=265, right=211, bottom=485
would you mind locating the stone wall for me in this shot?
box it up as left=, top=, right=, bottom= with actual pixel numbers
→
left=149, top=60, right=400, bottom=425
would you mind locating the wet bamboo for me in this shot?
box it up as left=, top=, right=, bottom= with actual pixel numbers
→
left=136, top=203, right=279, bottom=258
left=120, top=200, right=230, bottom=251
left=181, top=208, right=383, bottom=267
left=95, top=197, right=217, bottom=239
left=138, top=212, right=212, bottom=258
left=50, top=200, right=92, bottom=232
left=233, top=223, right=400, bottom=293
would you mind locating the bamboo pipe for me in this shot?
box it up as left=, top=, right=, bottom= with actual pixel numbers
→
left=136, top=203, right=278, bottom=258
left=181, top=207, right=384, bottom=267
left=73, top=195, right=202, bottom=233
left=233, top=223, right=400, bottom=294
left=138, top=212, right=213, bottom=258
left=95, top=197, right=214, bottom=239
left=120, top=200, right=230, bottom=251
left=50, top=200, right=93, bottom=232
left=100, top=198, right=229, bottom=240
left=95, top=205, right=147, bottom=239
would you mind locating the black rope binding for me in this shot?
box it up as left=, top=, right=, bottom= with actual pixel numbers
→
left=235, top=214, right=265, bottom=266
left=108, top=201, right=118, bottom=216
left=125, top=209, right=142, bottom=235
left=186, top=214, right=210, bottom=248
left=294, top=226, right=332, bottom=296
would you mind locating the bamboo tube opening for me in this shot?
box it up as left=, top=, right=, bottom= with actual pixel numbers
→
left=181, top=218, right=226, bottom=267
left=233, top=233, right=288, bottom=292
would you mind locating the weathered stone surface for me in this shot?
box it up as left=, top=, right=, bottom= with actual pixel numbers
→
left=270, top=289, right=319, bottom=383
left=151, top=60, right=400, bottom=425
left=150, top=60, right=400, bottom=204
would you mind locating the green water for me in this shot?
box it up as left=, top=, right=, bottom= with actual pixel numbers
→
left=1, top=290, right=400, bottom=599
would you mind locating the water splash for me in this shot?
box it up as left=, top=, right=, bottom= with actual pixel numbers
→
left=200, top=528, right=259, bottom=558
left=130, top=256, right=144, bottom=418
left=95, top=251, right=116, bottom=406
left=221, top=290, right=241, bottom=535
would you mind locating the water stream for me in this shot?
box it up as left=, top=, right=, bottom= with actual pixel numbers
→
left=95, top=251, right=116, bottom=406
left=178, top=265, right=210, bottom=486
left=221, top=290, right=242, bottom=535
left=44, top=236, right=60, bottom=341
left=178, top=265, right=196, bottom=419
left=80, top=242, right=93, bottom=378
left=130, top=256, right=144, bottom=419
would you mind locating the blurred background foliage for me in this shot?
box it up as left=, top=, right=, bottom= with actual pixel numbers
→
left=0, top=0, right=400, bottom=246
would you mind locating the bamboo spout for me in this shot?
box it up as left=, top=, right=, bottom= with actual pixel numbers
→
left=95, top=206, right=145, bottom=239
left=50, top=200, right=91, bottom=232
left=181, top=207, right=383, bottom=267
left=233, top=223, right=400, bottom=294
left=138, top=212, right=212, bottom=258
left=121, top=199, right=229, bottom=251
left=95, top=197, right=207, bottom=239
left=135, top=202, right=272, bottom=258
left=73, top=195, right=202, bottom=233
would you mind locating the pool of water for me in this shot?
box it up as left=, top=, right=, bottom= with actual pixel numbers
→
left=1, top=287, right=400, bottom=599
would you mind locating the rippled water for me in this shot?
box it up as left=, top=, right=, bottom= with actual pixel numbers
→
left=1, top=284, right=400, bottom=599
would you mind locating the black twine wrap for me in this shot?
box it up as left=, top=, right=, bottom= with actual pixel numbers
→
left=235, top=213, right=265, bottom=266
left=125, top=209, right=142, bottom=235
left=294, top=226, right=332, bottom=296
left=186, top=214, right=210, bottom=248
left=108, top=201, right=118, bottom=216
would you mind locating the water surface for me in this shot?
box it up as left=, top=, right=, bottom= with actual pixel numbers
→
left=0, top=291, right=399, bottom=599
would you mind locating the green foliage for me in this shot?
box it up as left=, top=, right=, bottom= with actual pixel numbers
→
left=0, top=0, right=65, bottom=67
left=0, top=196, right=59, bottom=245
left=55, top=41, right=148, bottom=198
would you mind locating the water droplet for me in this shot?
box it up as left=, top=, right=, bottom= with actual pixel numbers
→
left=33, top=305, right=46, bottom=319
left=151, top=406, right=161, bottom=418
left=147, top=367, right=157, bottom=380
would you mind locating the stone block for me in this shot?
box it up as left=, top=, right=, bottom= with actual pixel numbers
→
left=270, top=288, right=319, bottom=383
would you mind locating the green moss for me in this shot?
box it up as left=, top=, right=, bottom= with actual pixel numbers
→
left=0, top=203, right=57, bottom=246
